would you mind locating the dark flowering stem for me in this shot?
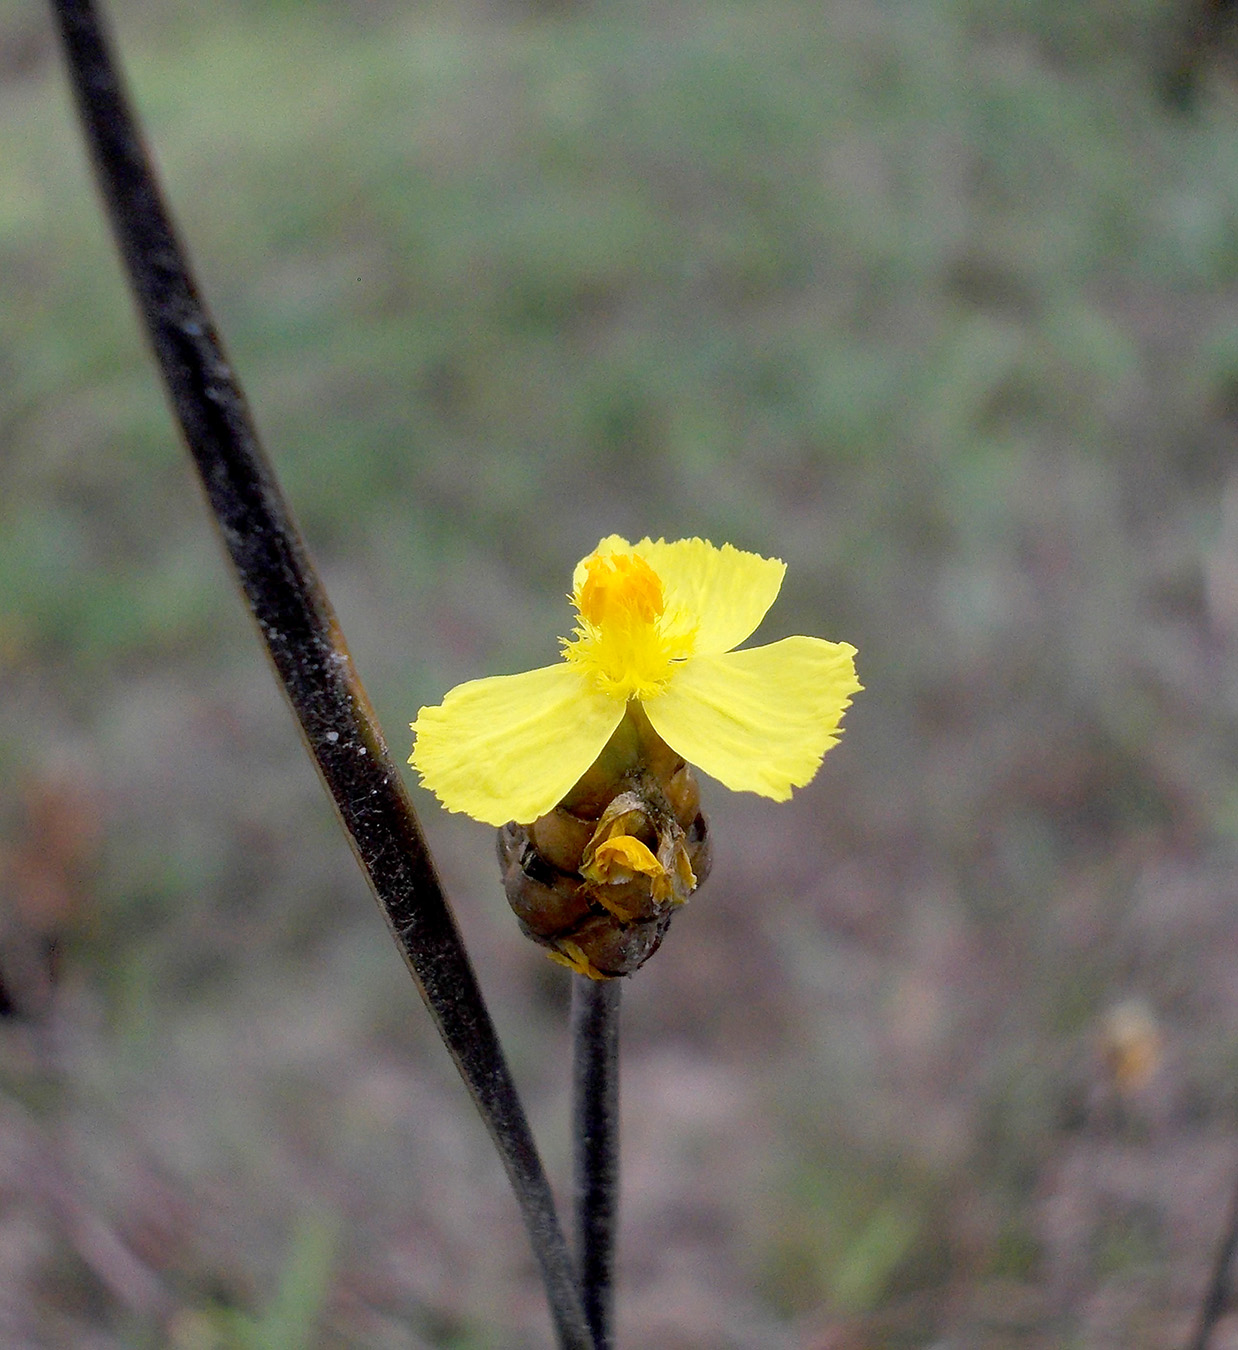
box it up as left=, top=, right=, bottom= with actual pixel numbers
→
left=1189, top=1157, right=1238, bottom=1350
left=572, top=975, right=621, bottom=1348
left=47, top=3, right=591, bottom=1346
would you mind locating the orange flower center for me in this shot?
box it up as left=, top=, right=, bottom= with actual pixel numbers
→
left=577, top=553, right=665, bottom=627
left=563, top=549, right=693, bottom=701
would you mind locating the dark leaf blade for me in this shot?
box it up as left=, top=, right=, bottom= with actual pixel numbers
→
left=46, top=3, right=591, bottom=1345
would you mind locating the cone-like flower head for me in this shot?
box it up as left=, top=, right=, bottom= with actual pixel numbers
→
left=410, top=536, right=860, bottom=826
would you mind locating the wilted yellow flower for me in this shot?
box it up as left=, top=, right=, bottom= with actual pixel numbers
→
left=1099, top=998, right=1163, bottom=1096
left=410, top=535, right=860, bottom=827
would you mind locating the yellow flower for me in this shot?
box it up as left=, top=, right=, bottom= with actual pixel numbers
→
left=409, top=535, right=861, bottom=826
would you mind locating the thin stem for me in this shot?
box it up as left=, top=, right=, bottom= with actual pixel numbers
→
left=572, top=975, right=621, bottom=1349
left=47, top=3, right=591, bottom=1345
left=1189, top=1158, right=1238, bottom=1350
left=1162, top=0, right=1234, bottom=111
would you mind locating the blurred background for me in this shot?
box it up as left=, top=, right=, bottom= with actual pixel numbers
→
left=5, top=0, right=1238, bottom=1344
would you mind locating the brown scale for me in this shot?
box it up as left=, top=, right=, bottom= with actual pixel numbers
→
left=497, top=720, right=711, bottom=978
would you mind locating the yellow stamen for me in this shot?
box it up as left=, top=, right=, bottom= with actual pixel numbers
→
left=578, top=553, right=665, bottom=627
left=563, top=549, right=695, bottom=701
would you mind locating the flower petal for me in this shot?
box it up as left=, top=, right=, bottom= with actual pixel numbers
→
left=570, top=535, right=633, bottom=596
left=642, top=637, right=861, bottom=799
left=410, top=664, right=624, bottom=826
left=632, top=538, right=786, bottom=655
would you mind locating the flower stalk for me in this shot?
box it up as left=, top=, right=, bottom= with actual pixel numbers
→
left=571, top=975, right=621, bottom=1349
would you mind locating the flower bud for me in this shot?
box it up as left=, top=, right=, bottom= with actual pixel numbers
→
left=498, top=718, right=711, bottom=978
